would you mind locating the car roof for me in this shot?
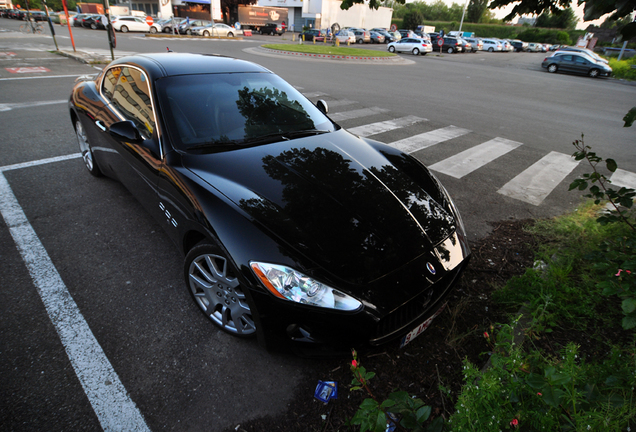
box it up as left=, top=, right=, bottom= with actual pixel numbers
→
left=107, top=53, right=271, bottom=79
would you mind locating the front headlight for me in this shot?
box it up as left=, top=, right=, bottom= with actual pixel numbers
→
left=250, top=262, right=361, bottom=311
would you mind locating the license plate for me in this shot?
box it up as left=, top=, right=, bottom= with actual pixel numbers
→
left=399, top=303, right=446, bottom=348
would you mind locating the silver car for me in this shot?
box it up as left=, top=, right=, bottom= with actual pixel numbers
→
left=387, top=38, right=433, bottom=55
left=192, top=23, right=241, bottom=37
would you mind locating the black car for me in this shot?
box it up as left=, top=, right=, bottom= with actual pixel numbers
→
left=69, top=53, right=470, bottom=354
left=430, top=35, right=463, bottom=53
left=541, top=52, right=612, bottom=77
left=300, top=29, right=325, bottom=41
left=259, top=22, right=284, bottom=35
left=83, top=14, right=106, bottom=29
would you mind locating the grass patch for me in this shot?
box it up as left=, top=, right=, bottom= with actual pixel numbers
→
left=609, top=56, right=636, bottom=80
left=262, top=43, right=396, bottom=57
left=448, top=202, right=636, bottom=432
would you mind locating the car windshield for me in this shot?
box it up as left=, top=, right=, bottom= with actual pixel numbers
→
left=156, top=72, right=336, bottom=151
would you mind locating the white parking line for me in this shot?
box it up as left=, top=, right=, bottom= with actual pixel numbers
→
left=387, top=126, right=471, bottom=154
left=610, top=169, right=636, bottom=190
left=429, top=137, right=523, bottom=179
left=497, top=151, right=579, bottom=205
left=348, top=115, right=428, bottom=137
left=0, top=157, right=150, bottom=432
left=0, top=99, right=67, bottom=112
left=0, top=74, right=85, bottom=81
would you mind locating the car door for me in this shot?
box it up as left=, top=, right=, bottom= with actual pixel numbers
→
left=93, top=65, right=165, bottom=221
left=572, top=55, right=592, bottom=74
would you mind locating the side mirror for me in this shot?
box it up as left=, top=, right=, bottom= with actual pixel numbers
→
left=316, top=99, right=329, bottom=115
left=109, top=120, right=143, bottom=143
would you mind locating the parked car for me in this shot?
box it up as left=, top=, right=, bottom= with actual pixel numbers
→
left=542, top=52, right=612, bottom=77
left=352, top=29, right=371, bottom=44
left=526, top=42, right=542, bottom=52
left=28, top=11, right=47, bottom=21
left=430, top=36, right=463, bottom=53
left=334, top=30, right=355, bottom=44
left=457, top=37, right=472, bottom=53
left=369, top=31, right=385, bottom=44
left=373, top=29, right=397, bottom=43
left=398, top=29, right=417, bottom=39
left=111, top=16, right=150, bottom=33
left=259, top=22, right=284, bottom=35
left=193, top=23, right=241, bottom=37
left=509, top=40, right=528, bottom=52
left=481, top=39, right=503, bottom=52
left=177, top=19, right=210, bottom=35
left=83, top=14, right=106, bottom=30
left=156, top=17, right=185, bottom=34
left=464, top=37, right=483, bottom=52
left=73, top=13, right=92, bottom=27
left=387, top=37, right=433, bottom=55
left=69, top=52, right=470, bottom=353
left=300, top=29, right=325, bottom=41
left=554, top=46, right=609, bottom=64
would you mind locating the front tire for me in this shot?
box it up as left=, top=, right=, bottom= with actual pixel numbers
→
left=227, top=31, right=234, bottom=37
left=388, top=45, right=396, bottom=53
left=120, top=25, right=129, bottom=33
left=588, top=68, right=600, bottom=78
left=547, top=64, right=558, bottom=73
left=149, top=26, right=157, bottom=34
left=75, top=119, right=102, bottom=177
left=185, top=243, right=256, bottom=337
left=203, top=30, right=209, bottom=36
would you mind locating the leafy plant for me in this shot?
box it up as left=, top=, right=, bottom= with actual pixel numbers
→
left=349, top=350, right=443, bottom=432
left=569, top=135, right=635, bottom=231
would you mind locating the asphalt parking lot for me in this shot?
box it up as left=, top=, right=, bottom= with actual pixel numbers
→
left=1, top=23, right=635, bottom=432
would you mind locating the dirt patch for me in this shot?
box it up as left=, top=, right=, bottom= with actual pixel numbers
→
left=226, top=219, right=539, bottom=432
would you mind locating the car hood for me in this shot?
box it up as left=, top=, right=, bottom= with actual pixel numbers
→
left=184, top=130, right=457, bottom=285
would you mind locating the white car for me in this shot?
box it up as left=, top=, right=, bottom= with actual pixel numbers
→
left=193, top=23, right=241, bottom=37
left=334, top=30, right=356, bottom=44
left=481, top=39, right=502, bottom=52
left=387, top=38, right=433, bottom=55
left=111, top=16, right=150, bottom=33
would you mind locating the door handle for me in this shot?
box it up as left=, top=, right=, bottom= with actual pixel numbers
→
left=95, top=120, right=106, bottom=132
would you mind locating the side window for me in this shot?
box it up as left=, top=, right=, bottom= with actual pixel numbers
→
left=102, top=66, right=122, bottom=101
left=110, top=67, right=156, bottom=138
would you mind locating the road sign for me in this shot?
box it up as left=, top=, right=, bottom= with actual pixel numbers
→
left=145, top=16, right=153, bottom=26
left=437, top=38, right=444, bottom=47
left=390, top=24, right=397, bottom=32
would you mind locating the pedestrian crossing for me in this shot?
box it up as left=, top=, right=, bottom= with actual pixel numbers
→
left=305, top=91, right=636, bottom=207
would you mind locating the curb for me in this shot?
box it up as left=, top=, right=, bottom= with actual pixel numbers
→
left=258, top=46, right=405, bottom=63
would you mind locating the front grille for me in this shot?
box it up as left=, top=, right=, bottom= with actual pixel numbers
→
left=370, top=264, right=464, bottom=344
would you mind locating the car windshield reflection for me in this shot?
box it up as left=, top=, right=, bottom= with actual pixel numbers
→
left=156, top=73, right=335, bottom=151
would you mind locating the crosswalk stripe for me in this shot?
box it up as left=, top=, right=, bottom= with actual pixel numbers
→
left=497, top=151, right=579, bottom=206
left=609, top=169, right=636, bottom=190
left=324, top=99, right=357, bottom=107
left=429, top=137, right=523, bottom=179
left=303, top=91, right=329, bottom=98
left=330, top=107, right=389, bottom=122
left=348, top=115, right=428, bottom=137
left=387, top=126, right=471, bottom=154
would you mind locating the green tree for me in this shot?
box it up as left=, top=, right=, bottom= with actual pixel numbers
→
left=341, top=0, right=404, bottom=10
left=403, top=9, right=424, bottom=29
left=466, top=0, right=489, bottom=22
left=535, top=7, right=577, bottom=29
left=489, top=0, right=635, bottom=22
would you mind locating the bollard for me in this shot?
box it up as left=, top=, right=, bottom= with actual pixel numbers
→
left=292, top=33, right=295, bottom=42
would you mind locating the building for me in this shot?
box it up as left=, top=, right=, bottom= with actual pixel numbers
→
left=114, top=0, right=391, bottom=32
